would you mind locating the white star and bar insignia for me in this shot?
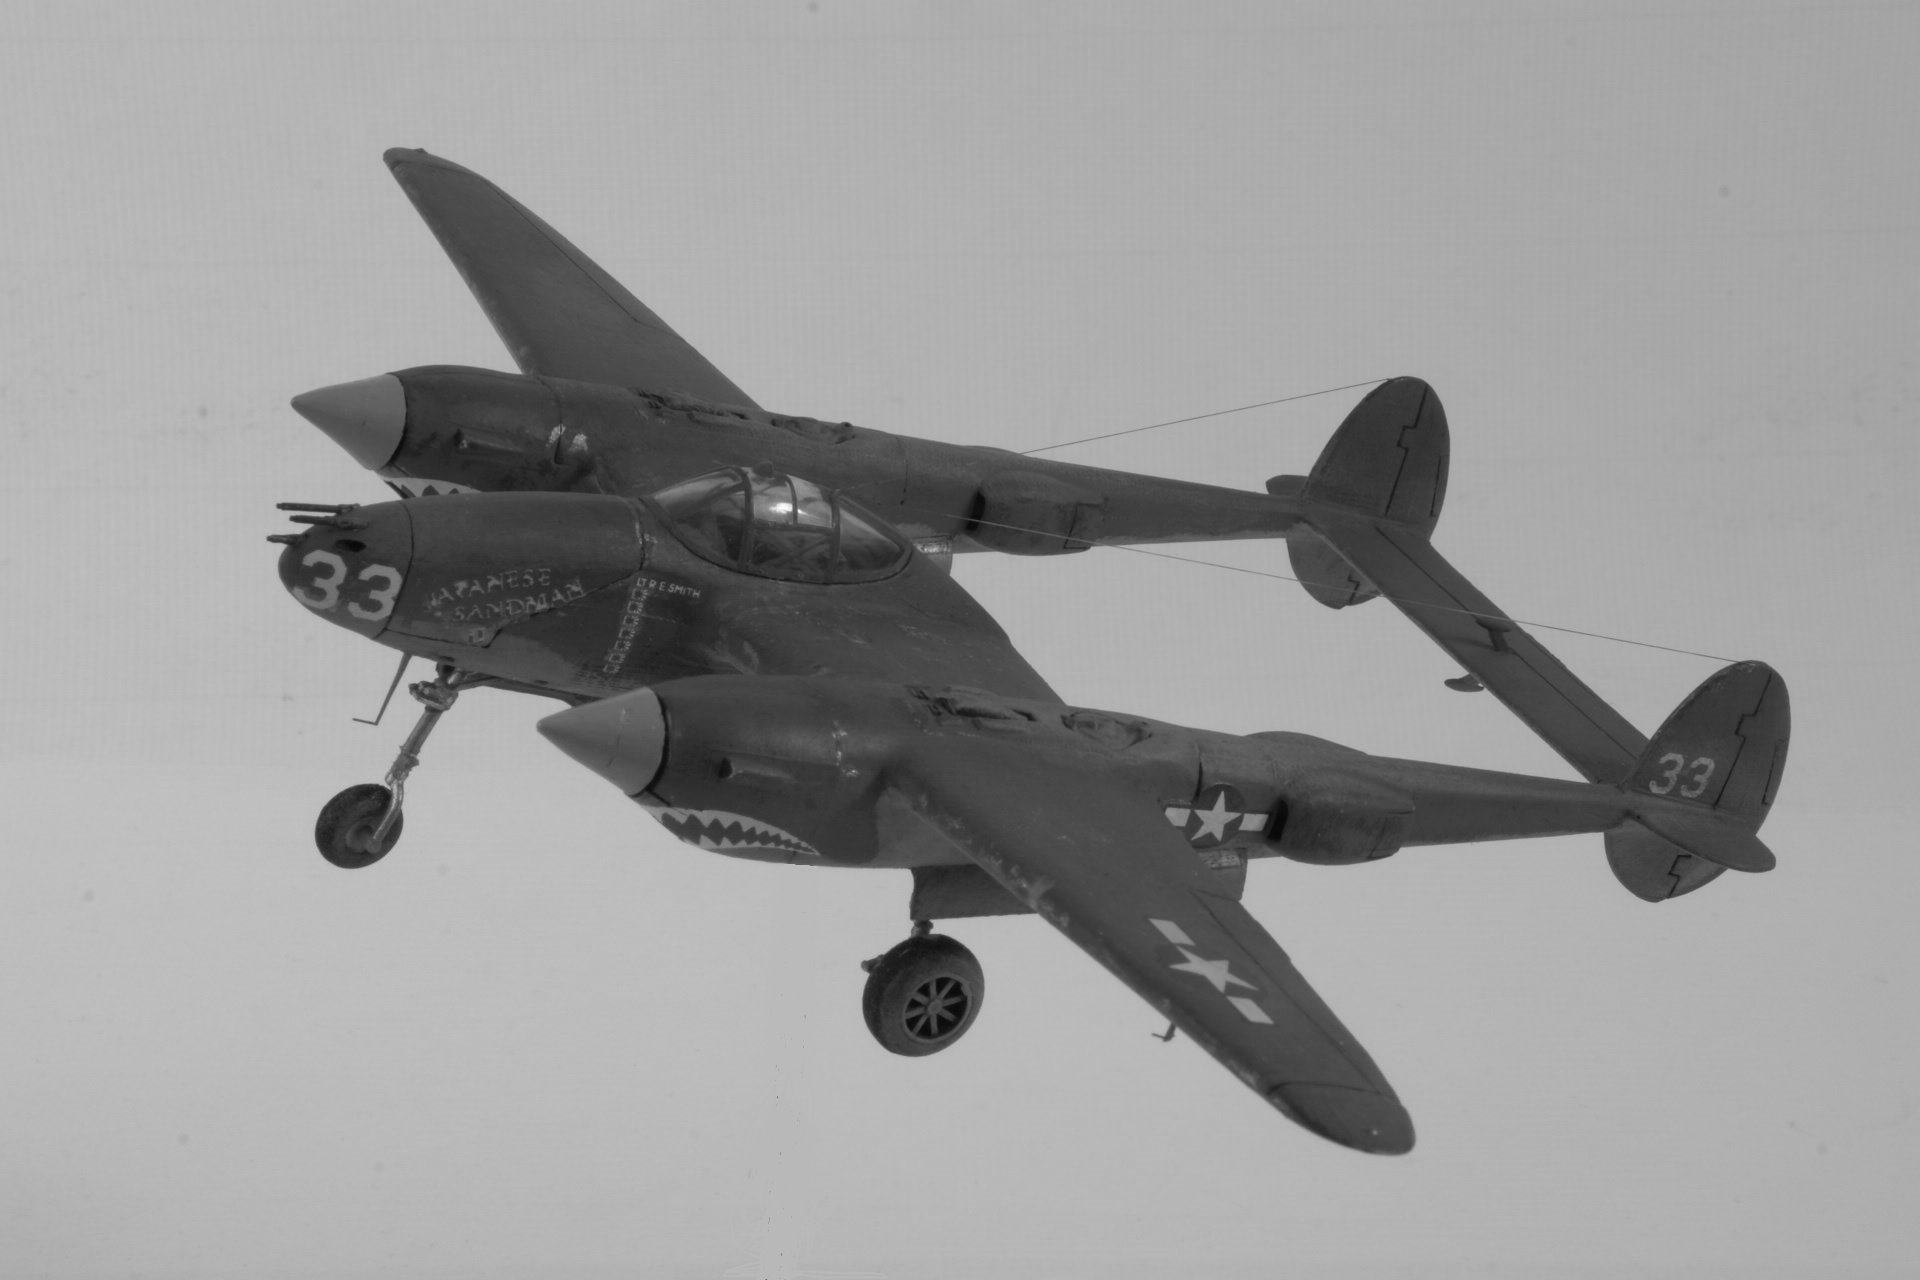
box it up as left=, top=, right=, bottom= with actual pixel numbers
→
left=1162, top=784, right=1269, bottom=848
left=1149, top=918, right=1274, bottom=1025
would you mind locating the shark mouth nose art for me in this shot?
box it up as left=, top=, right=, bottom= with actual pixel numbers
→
left=638, top=802, right=820, bottom=857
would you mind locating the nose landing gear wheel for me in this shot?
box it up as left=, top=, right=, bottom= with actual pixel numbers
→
left=861, top=933, right=983, bottom=1056
left=315, top=783, right=405, bottom=869
left=310, top=664, right=486, bottom=869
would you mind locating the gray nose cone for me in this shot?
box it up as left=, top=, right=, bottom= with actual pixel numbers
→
left=291, top=373, right=406, bottom=470
left=538, top=688, right=667, bottom=797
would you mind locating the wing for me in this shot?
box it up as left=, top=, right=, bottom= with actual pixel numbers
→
left=690, top=559, right=1060, bottom=703
left=888, top=741, right=1414, bottom=1154
left=384, top=148, right=758, bottom=407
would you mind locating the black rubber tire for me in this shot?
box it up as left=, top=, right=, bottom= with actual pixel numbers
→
left=315, top=783, right=403, bottom=869
left=861, top=934, right=983, bottom=1056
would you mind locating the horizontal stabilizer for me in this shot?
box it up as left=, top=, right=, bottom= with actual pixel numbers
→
left=1275, top=514, right=1650, bottom=787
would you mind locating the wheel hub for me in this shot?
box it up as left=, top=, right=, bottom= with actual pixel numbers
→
left=902, top=975, right=971, bottom=1041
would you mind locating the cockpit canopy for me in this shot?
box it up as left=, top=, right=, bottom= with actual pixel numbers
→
left=649, top=467, right=912, bottom=584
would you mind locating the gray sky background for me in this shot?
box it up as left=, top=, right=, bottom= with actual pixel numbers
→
left=2, top=2, right=1916, bottom=1277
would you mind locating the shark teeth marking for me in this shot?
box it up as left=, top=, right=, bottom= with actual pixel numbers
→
left=381, top=475, right=477, bottom=499
left=638, top=801, right=819, bottom=857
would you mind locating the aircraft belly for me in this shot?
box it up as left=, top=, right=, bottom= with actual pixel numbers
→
left=873, top=792, right=978, bottom=870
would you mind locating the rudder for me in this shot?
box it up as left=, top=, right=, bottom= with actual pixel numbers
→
left=1626, top=660, right=1789, bottom=824
left=1268, top=376, right=1450, bottom=608
left=1608, top=661, right=1790, bottom=900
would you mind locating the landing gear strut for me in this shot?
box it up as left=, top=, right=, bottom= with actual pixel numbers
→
left=861, top=922, right=983, bottom=1056
left=314, top=664, right=484, bottom=869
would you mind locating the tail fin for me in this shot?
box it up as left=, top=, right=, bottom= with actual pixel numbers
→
left=1269, top=377, right=1449, bottom=608
left=1608, top=661, right=1790, bottom=900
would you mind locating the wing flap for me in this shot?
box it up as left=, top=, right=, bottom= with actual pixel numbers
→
left=890, top=743, right=1413, bottom=1153
left=385, top=148, right=758, bottom=407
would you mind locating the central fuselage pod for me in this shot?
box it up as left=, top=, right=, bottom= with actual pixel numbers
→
left=274, top=468, right=1047, bottom=702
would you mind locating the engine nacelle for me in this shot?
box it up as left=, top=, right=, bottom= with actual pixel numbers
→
left=639, top=677, right=901, bottom=865
left=543, top=678, right=1424, bottom=875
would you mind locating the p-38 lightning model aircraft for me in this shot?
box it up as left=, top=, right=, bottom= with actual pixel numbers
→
left=274, top=150, right=1789, bottom=1155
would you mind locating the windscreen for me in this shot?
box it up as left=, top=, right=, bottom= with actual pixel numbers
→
left=651, top=468, right=910, bottom=584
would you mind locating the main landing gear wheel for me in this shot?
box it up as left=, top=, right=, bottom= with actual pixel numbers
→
left=316, top=783, right=404, bottom=869
left=861, top=930, right=983, bottom=1057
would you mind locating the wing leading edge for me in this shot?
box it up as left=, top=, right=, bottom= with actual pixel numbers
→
left=384, top=148, right=758, bottom=408
left=888, top=741, right=1413, bottom=1154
